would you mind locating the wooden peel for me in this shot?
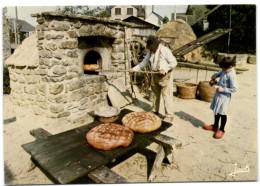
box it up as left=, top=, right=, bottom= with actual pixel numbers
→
left=83, top=64, right=159, bottom=74
left=97, top=69, right=159, bottom=74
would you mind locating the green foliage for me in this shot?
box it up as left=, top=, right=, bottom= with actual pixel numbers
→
left=57, top=6, right=110, bottom=18
left=192, top=5, right=256, bottom=55
left=3, top=66, right=11, bottom=94
left=163, top=16, right=169, bottom=24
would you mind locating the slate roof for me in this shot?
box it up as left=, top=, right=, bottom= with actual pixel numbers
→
left=151, top=11, right=164, bottom=21
left=122, top=16, right=159, bottom=29
left=7, top=19, right=35, bottom=32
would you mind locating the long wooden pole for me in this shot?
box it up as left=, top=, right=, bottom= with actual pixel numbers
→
left=178, top=62, right=220, bottom=71
left=227, top=5, right=232, bottom=54
left=96, top=69, right=159, bottom=74
left=177, top=62, right=243, bottom=74
left=190, top=5, right=222, bottom=26
left=124, top=26, right=137, bottom=99
left=178, top=61, right=247, bottom=71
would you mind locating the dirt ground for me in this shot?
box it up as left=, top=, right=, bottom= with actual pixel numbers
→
left=2, top=63, right=258, bottom=184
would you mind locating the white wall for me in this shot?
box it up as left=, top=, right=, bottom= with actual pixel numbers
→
left=145, top=13, right=162, bottom=27
left=111, top=5, right=137, bottom=20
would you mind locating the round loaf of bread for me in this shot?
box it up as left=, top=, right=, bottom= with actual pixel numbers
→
left=122, top=111, right=162, bottom=133
left=83, top=64, right=99, bottom=71
left=86, top=123, right=134, bottom=150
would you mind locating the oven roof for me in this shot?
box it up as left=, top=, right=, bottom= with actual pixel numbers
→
left=31, top=11, right=136, bottom=28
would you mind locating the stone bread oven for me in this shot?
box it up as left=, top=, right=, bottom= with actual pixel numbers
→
left=78, top=36, right=114, bottom=74
left=6, top=12, right=134, bottom=124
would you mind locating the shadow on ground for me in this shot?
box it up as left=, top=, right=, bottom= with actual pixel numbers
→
left=4, top=163, right=14, bottom=184
left=175, top=111, right=205, bottom=128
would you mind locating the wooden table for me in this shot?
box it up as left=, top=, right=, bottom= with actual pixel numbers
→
left=22, top=109, right=173, bottom=184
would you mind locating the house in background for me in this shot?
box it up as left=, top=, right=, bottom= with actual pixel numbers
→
left=122, top=16, right=159, bottom=37
left=106, top=5, right=145, bottom=21
left=170, top=5, right=190, bottom=21
left=106, top=5, right=166, bottom=28
left=7, top=18, right=35, bottom=53
left=173, top=12, right=194, bottom=22
left=145, top=11, right=164, bottom=27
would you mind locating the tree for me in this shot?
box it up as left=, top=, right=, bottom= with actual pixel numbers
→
left=57, top=6, right=109, bottom=18
left=192, top=5, right=256, bottom=55
left=162, top=16, right=169, bottom=24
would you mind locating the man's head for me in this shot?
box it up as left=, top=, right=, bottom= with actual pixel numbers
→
left=146, top=35, right=160, bottom=53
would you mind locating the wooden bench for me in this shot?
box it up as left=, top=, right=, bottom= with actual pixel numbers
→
left=26, top=128, right=181, bottom=183
left=149, top=134, right=182, bottom=182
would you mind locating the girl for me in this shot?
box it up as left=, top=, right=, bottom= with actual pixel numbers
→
left=204, top=57, right=238, bottom=139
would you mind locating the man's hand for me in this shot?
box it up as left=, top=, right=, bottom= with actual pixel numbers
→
left=159, top=69, right=166, bottom=76
left=129, top=69, right=134, bottom=74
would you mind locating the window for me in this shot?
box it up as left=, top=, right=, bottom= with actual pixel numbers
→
left=115, top=8, right=121, bottom=15
left=203, top=19, right=209, bottom=31
left=127, top=8, right=133, bottom=15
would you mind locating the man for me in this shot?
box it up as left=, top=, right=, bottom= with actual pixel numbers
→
left=130, top=36, right=177, bottom=122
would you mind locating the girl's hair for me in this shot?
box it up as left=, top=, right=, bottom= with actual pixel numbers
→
left=146, top=36, right=160, bottom=50
left=219, top=56, right=236, bottom=68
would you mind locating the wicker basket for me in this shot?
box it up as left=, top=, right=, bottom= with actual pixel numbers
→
left=97, top=115, right=118, bottom=123
left=176, top=83, right=197, bottom=99
left=94, top=106, right=120, bottom=123
left=198, top=81, right=216, bottom=102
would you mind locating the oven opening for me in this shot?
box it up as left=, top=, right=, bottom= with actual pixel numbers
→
left=84, top=50, right=102, bottom=74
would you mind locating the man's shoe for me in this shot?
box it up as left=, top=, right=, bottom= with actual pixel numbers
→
left=215, top=129, right=225, bottom=139
left=204, top=125, right=218, bottom=131
left=164, top=116, right=174, bottom=123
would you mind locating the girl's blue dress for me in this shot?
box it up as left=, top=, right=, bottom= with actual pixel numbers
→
left=210, top=68, right=238, bottom=115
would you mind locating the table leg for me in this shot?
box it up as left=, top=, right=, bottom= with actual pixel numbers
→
left=148, top=145, right=165, bottom=182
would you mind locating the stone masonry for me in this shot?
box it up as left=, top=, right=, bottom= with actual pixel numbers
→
left=6, top=12, right=134, bottom=124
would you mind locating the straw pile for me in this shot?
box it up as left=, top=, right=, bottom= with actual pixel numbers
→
left=5, top=34, right=39, bottom=67
left=156, top=19, right=201, bottom=62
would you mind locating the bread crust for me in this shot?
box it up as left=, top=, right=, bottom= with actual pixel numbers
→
left=122, top=111, right=162, bottom=133
left=83, top=64, right=99, bottom=71
left=86, top=123, right=134, bottom=150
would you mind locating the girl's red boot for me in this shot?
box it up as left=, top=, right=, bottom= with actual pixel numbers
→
left=215, top=129, right=225, bottom=139
left=204, top=125, right=218, bottom=131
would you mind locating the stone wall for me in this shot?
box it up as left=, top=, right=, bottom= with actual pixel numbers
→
left=7, top=12, right=134, bottom=124
left=8, top=66, right=40, bottom=108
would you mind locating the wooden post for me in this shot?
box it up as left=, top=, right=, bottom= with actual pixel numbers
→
left=196, top=69, right=199, bottom=84
left=173, top=5, right=177, bottom=20
left=205, top=70, right=208, bottom=80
